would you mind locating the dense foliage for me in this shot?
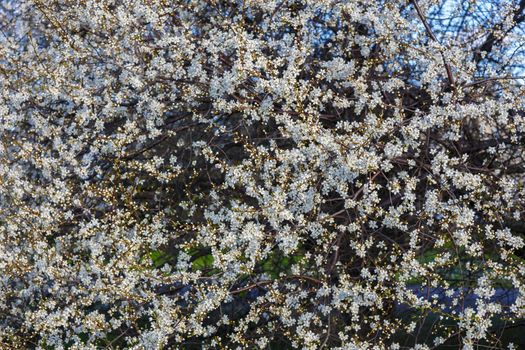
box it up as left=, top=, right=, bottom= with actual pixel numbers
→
left=1, top=0, right=525, bottom=349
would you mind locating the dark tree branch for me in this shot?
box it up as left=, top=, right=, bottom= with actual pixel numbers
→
left=473, top=0, right=525, bottom=64
left=411, top=0, right=455, bottom=88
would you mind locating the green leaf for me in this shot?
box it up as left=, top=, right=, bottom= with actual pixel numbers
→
left=149, top=250, right=171, bottom=268
left=417, top=249, right=438, bottom=264
left=192, top=254, right=214, bottom=271
left=261, top=251, right=304, bottom=279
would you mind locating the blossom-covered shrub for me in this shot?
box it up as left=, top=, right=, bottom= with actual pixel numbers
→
left=1, top=0, right=525, bottom=349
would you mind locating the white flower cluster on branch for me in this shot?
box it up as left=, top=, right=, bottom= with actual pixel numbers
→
left=1, top=0, right=525, bottom=349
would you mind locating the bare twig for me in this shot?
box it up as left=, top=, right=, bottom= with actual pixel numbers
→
left=230, top=275, right=323, bottom=295
left=463, top=75, right=525, bottom=88
left=411, top=0, right=455, bottom=88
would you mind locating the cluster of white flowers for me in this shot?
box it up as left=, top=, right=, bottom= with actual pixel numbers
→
left=1, top=0, right=525, bottom=349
